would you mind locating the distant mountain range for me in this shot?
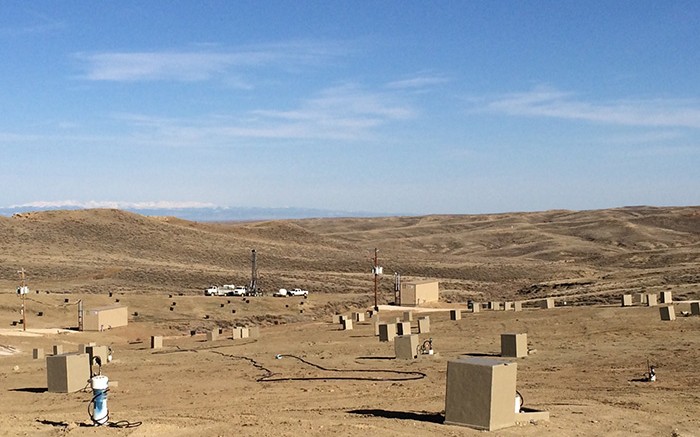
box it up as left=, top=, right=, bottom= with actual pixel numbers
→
left=0, top=205, right=391, bottom=221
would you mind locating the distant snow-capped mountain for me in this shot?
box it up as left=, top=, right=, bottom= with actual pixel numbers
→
left=0, top=205, right=388, bottom=221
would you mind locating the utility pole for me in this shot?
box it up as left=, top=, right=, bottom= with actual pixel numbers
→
left=250, top=249, right=258, bottom=295
left=17, top=268, right=27, bottom=331
left=394, top=272, right=401, bottom=306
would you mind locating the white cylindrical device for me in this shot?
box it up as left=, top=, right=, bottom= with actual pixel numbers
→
left=90, top=375, right=109, bottom=425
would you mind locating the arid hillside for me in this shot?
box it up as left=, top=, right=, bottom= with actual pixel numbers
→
left=1, top=206, right=699, bottom=305
left=0, top=206, right=699, bottom=437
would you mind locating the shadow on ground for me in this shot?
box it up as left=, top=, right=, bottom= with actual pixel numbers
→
left=10, top=387, right=47, bottom=393
left=348, top=409, right=444, bottom=424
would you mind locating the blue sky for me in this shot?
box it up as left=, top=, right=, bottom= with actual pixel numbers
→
left=1, top=1, right=699, bottom=215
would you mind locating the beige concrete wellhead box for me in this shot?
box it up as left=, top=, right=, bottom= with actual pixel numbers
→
left=83, top=305, right=128, bottom=331
left=399, top=280, right=439, bottom=306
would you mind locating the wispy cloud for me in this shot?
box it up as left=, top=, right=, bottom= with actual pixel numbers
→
left=10, top=200, right=216, bottom=209
left=0, top=9, right=65, bottom=37
left=480, top=86, right=700, bottom=129
left=386, top=74, right=450, bottom=89
left=76, top=41, right=348, bottom=82
left=117, top=84, right=415, bottom=144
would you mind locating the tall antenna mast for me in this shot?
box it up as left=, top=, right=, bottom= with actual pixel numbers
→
left=17, top=268, right=28, bottom=331
left=249, top=249, right=258, bottom=294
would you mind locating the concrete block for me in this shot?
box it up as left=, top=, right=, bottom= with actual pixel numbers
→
left=342, top=319, right=353, bottom=330
left=52, top=345, right=63, bottom=355
left=403, top=311, right=413, bottom=322
left=636, top=293, right=646, bottom=304
left=504, top=302, right=513, bottom=311
left=374, top=318, right=380, bottom=336
left=394, top=334, right=419, bottom=360
left=232, top=327, right=242, bottom=339
left=472, top=303, right=481, bottom=313
left=46, top=353, right=90, bottom=393
left=85, top=345, right=109, bottom=366
left=33, top=348, right=44, bottom=359
left=78, top=344, right=86, bottom=354
left=150, top=336, right=163, bottom=349
left=450, top=309, right=462, bottom=320
left=691, top=302, right=700, bottom=316
left=540, top=298, right=554, bottom=309
left=417, top=316, right=430, bottom=334
left=239, top=327, right=249, bottom=338
left=647, top=294, right=658, bottom=307
left=332, top=314, right=342, bottom=324
left=621, top=294, right=633, bottom=307
left=396, top=321, right=411, bottom=336
left=353, top=312, right=365, bottom=322
left=501, top=333, right=528, bottom=358
left=513, top=302, right=522, bottom=312
left=445, top=357, right=517, bottom=431
left=659, top=291, right=673, bottom=304
left=659, top=305, right=675, bottom=321
left=339, top=315, right=348, bottom=322
left=378, top=323, right=397, bottom=342
left=491, top=301, right=501, bottom=311
left=207, top=330, right=219, bottom=342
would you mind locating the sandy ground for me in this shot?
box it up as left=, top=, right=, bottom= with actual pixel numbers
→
left=1, top=292, right=698, bottom=437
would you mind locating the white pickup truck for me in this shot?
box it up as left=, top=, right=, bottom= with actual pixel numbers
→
left=205, top=285, right=247, bottom=296
left=288, top=288, right=309, bottom=297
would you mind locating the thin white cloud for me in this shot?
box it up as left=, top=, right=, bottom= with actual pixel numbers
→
left=386, top=74, right=450, bottom=89
left=619, top=145, right=700, bottom=158
left=0, top=9, right=65, bottom=37
left=76, top=41, right=348, bottom=82
left=116, top=84, right=415, bottom=144
left=10, top=200, right=217, bottom=209
left=481, top=86, right=700, bottom=129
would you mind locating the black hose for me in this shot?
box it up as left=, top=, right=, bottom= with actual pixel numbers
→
left=210, top=351, right=427, bottom=382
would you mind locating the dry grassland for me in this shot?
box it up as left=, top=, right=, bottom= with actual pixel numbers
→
left=0, top=206, right=698, bottom=436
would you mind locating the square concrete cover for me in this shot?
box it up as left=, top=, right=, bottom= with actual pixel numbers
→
left=660, top=291, right=673, bottom=304
left=450, top=309, right=462, bottom=320
left=691, top=302, right=700, bottom=316
left=85, top=345, right=109, bottom=366
left=659, top=305, right=676, bottom=321
left=150, top=336, right=163, bottom=349
left=395, top=334, right=419, bottom=360
left=445, top=357, right=517, bottom=431
left=207, top=330, right=219, bottom=341
left=621, top=295, right=633, bottom=307
left=354, top=312, right=365, bottom=322
left=501, top=333, right=528, bottom=358
left=647, top=294, right=658, bottom=306
left=378, top=323, right=397, bottom=342
left=396, top=321, right=411, bottom=335
left=418, top=317, right=430, bottom=333
left=47, top=353, right=90, bottom=393
left=342, top=319, right=353, bottom=330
